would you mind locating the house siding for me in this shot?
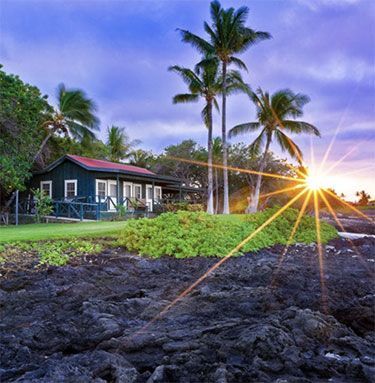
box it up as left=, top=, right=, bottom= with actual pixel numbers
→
left=29, top=158, right=168, bottom=201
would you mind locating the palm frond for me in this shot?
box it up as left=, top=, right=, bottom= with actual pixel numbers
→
left=282, top=120, right=321, bottom=137
left=172, top=93, right=200, bottom=104
left=228, top=56, right=248, bottom=71
left=249, top=128, right=267, bottom=156
left=275, top=129, right=303, bottom=162
left=229, top=122, right=261, bottom=138
left=178, top=29, right=214, bottom=55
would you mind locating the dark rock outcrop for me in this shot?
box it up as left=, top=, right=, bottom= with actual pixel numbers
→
left=1, top=237, right=374, bottom=382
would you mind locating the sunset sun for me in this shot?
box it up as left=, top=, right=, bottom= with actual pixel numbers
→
left=305, top=172, right=325, bottom=191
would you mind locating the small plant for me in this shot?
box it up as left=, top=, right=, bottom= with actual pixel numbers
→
left=117, top=204, right=127, bottom=217
left=32, top=188, right=53, bottom=223
left=0, top=239, right=103, bottom=267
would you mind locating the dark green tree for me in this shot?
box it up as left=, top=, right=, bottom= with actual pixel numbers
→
left=0, top=66, right=51, bottom=197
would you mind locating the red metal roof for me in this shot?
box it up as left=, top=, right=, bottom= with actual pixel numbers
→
left=67, top=155, right=156, bottom=175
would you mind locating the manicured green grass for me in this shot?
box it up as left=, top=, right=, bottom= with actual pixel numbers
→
left=0, top=221, right=129, bottom=243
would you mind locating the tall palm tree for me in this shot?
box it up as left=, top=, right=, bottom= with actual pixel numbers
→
left=211, top=136, right=223, bottom=213
left=34, top=83, right=99, bottom=162
left=229, top=88, right=320, bottom=213
left=169, top=60, right=247, bottom=214
left=179, top=0, right=271, bottom=214
left=106, top=126, right=140, bottom=163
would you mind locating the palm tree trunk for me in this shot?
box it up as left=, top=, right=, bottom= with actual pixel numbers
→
left=221, top=61, right=230, bottom=214
left=215, top=168, right=219, bottom=214
left=34, top=132, right=52, bottom=163
left=248, top=134, right=272, bottom=213
left=206, top=100, right=214, bottom=214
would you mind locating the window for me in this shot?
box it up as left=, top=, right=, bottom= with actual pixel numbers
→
left=147, top=186, right=153, bottom=200
left=40, top=181, right=52, bottom=198
left=155, top=186, right=162, bottom=201
left=96, top=180, right=107, bottom=199
left=108, top=182, right=117, bottom=198
left=133, top=184, right=142, bottom=199
left=123, top=182, right=132, bottom=199
left=64, top=179, right=77, bottom=198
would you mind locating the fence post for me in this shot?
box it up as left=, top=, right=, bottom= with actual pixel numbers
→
left=80, top=203, right=83, bottom=221
left=55, top=202, right=59, bottom=218
left=15, top=190, right=19, bottom=226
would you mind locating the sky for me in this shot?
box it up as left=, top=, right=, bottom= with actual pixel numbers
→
left=0, top=0, right=374, bottom=200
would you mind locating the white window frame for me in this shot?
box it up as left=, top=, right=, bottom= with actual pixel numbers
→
left=64, top=179, right=77, bottom=198
left=133, top=184, right=142, bottom=200
left=154, top=186, right=162, bottom=201
left=95, top=179, right=107, bottom=201
left=123, top=182, right=133, bottom=200
left=40, top=181, right=52, bottom=198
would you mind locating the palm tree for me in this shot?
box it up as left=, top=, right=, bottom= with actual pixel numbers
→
left=211, top=136, right=223, bottom=213
left=229, top=88, right=320, bottom=213
left=34, top=83, right=99, bottom=162
left=106, top=126, right=140, bottom=163
left=356, top=190, right=370, bottom=206
left=169, top=60, right=247, bottom=214
left=129, top=149, right=154, bottom=169
left=179, top=0, right=271, bottom=213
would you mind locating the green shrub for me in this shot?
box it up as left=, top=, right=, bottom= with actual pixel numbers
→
left=164, top=202, right=204, bottom=212
left=119, top=209, right=338, bottom=258
left=32, top=188, right=53, bottom=223
left=0, top=239, right=103, bottom=266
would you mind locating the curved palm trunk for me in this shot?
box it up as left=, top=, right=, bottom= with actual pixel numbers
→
left=33, top=132, right=53, bottom=163
left=206, top=100, right=214, bottom=214
left=221, top=61, right=230, bottom=214
left=248, top=134, right=272, bottom=213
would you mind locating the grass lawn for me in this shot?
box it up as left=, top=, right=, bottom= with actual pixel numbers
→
left=0, top=221, right=129, bottom=243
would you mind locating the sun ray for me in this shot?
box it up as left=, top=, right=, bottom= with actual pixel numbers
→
left=318, top=189, right=374, bottom=274
left=318, top=81, right=360, bottom=173
left=338, top=166, right=374, bottom=178
left=323, top=144, right=360, bottom=175
left=167, top=156, right=306, bottom=183
left=260, top=184, right=305, bottom=199
left=271, top=189, right=312, bottom=286
left=313, top=190, right=329, bottom=314
left=324, top=189, right=373, bottom=223
left=127, top=188, right=308, bottom=340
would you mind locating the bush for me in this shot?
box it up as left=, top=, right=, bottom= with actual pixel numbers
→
left=119, top=208, right=338, bottom=258
left=164, top=202, right=204, bottom=212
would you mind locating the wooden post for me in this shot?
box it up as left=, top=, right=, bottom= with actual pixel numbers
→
left=15, top=190, right=19, bottom=226
left=179, top=182, right=182, bottom=202
left=151, top=181, right=155, bottom=213
left=80, top=203, right=83, bottom=221
left=116, top=174, right=120, bottom=208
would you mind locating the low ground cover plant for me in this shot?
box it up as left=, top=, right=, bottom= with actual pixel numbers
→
left=0, top=239, right=103, bottom=266
left=119, top=209, right=338, bottom=258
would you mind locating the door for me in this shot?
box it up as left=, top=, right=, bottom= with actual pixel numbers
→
left=108, top=180, right=118, bottom=210
left=146, top=184, right=153, bottom=211
left=123, top=182, right=133, bottom=208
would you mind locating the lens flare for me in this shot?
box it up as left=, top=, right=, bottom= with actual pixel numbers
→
left=305, top=171, right=326, bottom=191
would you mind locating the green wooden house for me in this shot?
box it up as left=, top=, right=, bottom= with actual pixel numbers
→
left=27, top=155, right=202, bottom=220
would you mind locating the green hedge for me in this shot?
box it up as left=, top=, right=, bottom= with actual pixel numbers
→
left=119, top=208, right=338, bottom=258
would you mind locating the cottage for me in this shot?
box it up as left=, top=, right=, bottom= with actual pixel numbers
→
left=28, top=155, right=202, bottom=220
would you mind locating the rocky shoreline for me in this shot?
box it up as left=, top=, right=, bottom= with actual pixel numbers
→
left=0, top=237, right=374, bottom=382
